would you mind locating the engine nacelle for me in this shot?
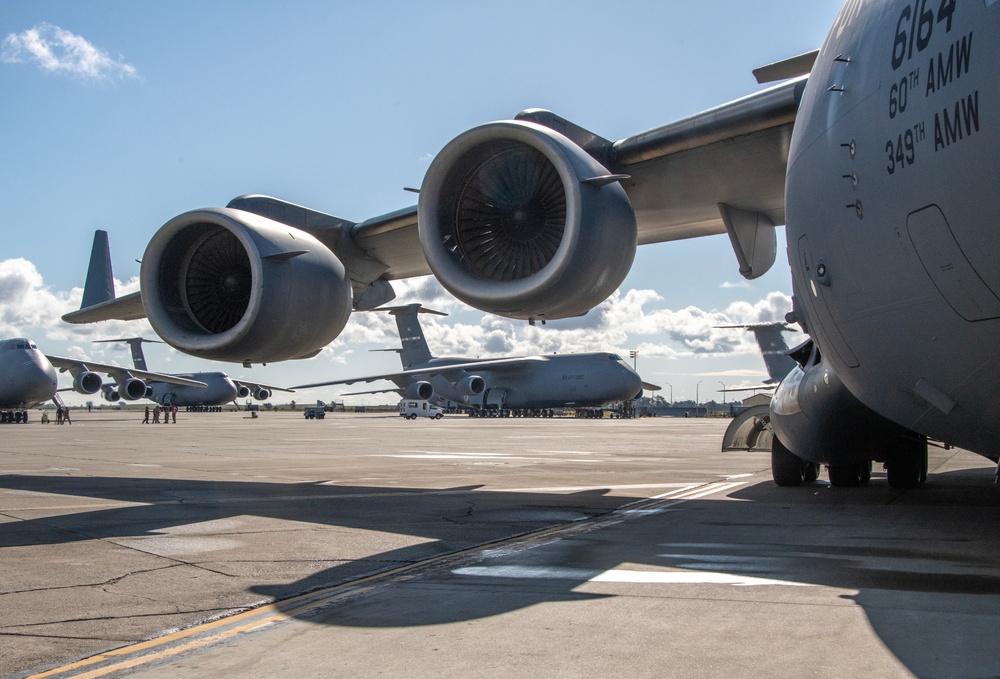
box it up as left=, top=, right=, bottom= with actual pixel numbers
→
left=140, top=208, right=353, bottom=364
left=118, top=377, right=147, bottom=401
left=253, top=387, right=271, bottom=401
left=402, top=381, right=433, bottom=400
left=236, top=384, right=252, bottom=399
left=419, top=120, right=637, bottom=321
left=101, top=385, right=121, bottom=402
left=73, top=371, right=102, bottom=395
left=144, top=385, right=155, bottom=399
left=454, top=375, right=485, bottom=397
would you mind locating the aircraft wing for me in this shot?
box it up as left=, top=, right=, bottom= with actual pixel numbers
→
left=339, top=387, right=405, bottom=397
left=294, top=356, right=548, bottom=390
left=233, top=380, right=295, bottom=394
left=642, top=382, right=660, bottom=392
left=46, top=355, right=206, bottom=388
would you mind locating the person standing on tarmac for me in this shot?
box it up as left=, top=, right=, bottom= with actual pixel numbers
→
left=142, top=405, right=150, bottom=424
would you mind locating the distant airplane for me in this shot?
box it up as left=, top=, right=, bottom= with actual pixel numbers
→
left=63, top=3, right=1000, bottom=488
left=0, top=337, right=205, bottom=423
left=293, top=304, right=655, bottom=416
left=94, top=337, right=291, bottom=408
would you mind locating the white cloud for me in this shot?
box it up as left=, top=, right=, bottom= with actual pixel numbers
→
left=0, top=257, right=149, bottom=343
left=2, top=23, right=138, bottom=81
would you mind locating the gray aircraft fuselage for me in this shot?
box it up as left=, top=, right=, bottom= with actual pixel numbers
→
left=774, top=0, right=1000, bottom=462
left=397, top=353, right=641, bottom=410
left=0, top=339, right=58, bottom=409
left=145, top=372, right=239, bottom=407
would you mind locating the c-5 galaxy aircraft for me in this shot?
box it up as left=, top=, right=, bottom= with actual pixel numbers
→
left=294, top=304, right=651, bottom=416
left=64, top=2, right=1000, bottom=487
left=0, top=337, right=205, bottom=423
left=94, top=337, right=291, bottom=409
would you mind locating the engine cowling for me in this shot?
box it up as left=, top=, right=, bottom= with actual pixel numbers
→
left=118, top=377, right=147, bottom=401
left=253, top=387, right=271, bottom=401
left=73, top=371, right=102, bottom=395
left=402, top=381, right=433, bottom=400
left=236, top=384, right=252, bottom=399
left=454, top=375, right=485, bottom=396
left=140, top=208, right=353, bottom=364
left=418, top=120, right=637, bottom=321
left=101, top=385, right=121, bottom=402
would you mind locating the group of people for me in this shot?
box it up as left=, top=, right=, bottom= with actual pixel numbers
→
left=55, top=406, right=71, bottom=424
left=142, top=405, right=178, bottom=424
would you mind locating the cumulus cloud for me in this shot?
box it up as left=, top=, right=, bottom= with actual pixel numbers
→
left=0, top=257, right=149, bottom=343
left=2, top=23, right=138, bottom=81
left=318, top=283, right=801, bottom=365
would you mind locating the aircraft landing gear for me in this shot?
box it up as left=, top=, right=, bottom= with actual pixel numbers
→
left=771, top=437, right=819, bottom=486
left=885, top=435, right=928, bottom=488
left=827, top=460, right=872, bottom=487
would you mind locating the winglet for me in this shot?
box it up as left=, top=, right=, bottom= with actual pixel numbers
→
left=81, top=230, right=116, bottom=308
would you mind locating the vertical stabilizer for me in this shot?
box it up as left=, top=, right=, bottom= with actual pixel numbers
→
left=92, top=337, right=165, bottom=372
left=745, top=324, right=797, bottom=383
left=81, top=230, right=116, bottom=309
left=384, top=304, right=447, bottom=368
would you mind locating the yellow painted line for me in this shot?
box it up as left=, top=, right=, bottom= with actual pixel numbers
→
left=28, top=478, right=746, bottom=678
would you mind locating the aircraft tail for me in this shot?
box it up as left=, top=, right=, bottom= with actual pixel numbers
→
left=92, top=337, right=164, bottom=372
left=378, top=304, right=447, bottom=368
left=718, top=323, right=797, bottom=384
left=81, top=230, right=116, bottom=309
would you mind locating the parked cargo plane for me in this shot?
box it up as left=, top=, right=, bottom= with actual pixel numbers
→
left=294, top=304, right=654, bottom=415
left=64, top=2, right=1000, bottom=487
left=0, top=337, right=205, bottom=423
left=94, top=337, right=291, bottom=408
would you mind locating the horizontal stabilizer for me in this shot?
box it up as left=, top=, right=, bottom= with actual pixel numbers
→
left=752, top=50, right=819, bottom=84
left=63, top=292, right=146, bottom=323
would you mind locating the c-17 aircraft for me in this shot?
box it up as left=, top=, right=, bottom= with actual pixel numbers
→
left=0, top=337, right=206, bottom=423
left=63, top=2, right=1000, bottom=488
left=294, top=304, right=654, bottom=416
left=94, top=337, right=291, bottom=408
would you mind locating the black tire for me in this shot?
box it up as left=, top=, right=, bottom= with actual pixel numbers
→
left=803, top=462, right=821, bottom=484
left=771, top=436, right=805, bottom=486
left=887, top=436, right=927, bottom=488
left=828, top=463, right=862, bottom=487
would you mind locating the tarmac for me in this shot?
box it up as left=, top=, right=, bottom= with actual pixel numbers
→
left=2, top=410, right=999, bottom=678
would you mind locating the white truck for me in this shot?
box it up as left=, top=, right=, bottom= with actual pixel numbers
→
left=398, top=400, right=443, bottom=420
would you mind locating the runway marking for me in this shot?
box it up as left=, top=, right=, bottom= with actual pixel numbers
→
left=451, top=565, right=810, bottom=587
left=25, top=478, right=746, bottom=679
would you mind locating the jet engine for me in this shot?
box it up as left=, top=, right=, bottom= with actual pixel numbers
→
left=101, top=385, right=121, bottom=402
left=118, top=377, right=148, bottom=401
left=140, top=208, right=353, bottom=364
left=454, top=375, right=485, bottom=397
left=418, top=120, right=637, bottom=321
left=236, top=384, right=252, bottom=399
left=253, top=387, right=271, bottom=401
left=402, top=381, right=433, bottom=400
left=72, top=371, right=102, bottom=395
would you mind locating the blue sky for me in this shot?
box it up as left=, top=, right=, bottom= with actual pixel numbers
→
left=0, top=2, right=845, bottom=406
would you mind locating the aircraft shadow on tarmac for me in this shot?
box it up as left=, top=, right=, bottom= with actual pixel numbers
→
left=2, top=471, right=1000, bottom=677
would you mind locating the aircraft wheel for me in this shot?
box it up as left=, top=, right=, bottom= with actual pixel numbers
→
left=771, top=437, right=805, bottom=486
left=887, top=436, right=927, bottom=488
left=803, top=462, right=821, bottom=484
left=828, top=463, right=864, bottom=487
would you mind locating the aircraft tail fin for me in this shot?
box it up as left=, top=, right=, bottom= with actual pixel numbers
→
left=377, top=304, right=447, bottom=368
left=717, top=323, right=797, bottom=384
left=92, top=337, right=164, bottom=371
left=80, top=230, right=116, bottom=309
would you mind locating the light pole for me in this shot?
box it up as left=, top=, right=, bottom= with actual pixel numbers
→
left=629, top=350, right=638, bottom=371
left=696, top=380, right=702, bottom=411
left=719, top=381, right=726, bottom=405
left=664, top=382, right=673, bottom=405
